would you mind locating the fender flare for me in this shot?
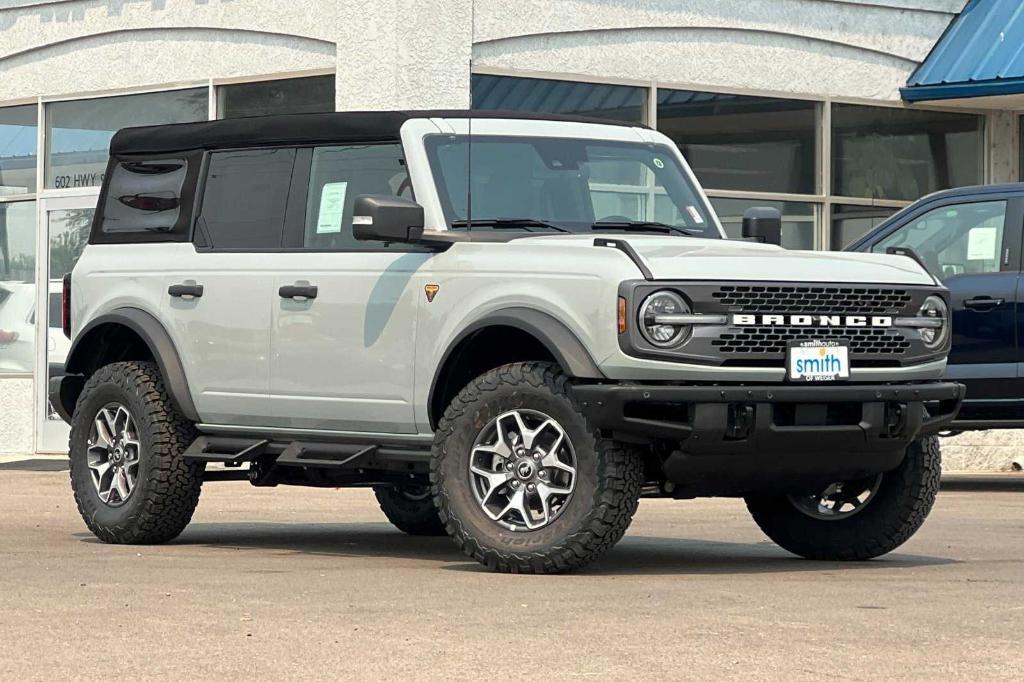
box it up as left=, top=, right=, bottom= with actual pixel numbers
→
left=428, top=307, right=604, bottom=424
left=65, top=307, right=200, bottom=422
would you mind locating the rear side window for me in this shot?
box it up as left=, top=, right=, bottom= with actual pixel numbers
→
left=303, top=144, right=411, bottom=250
left=197, top=148, right=296, bottom=249
left=100, top=158, right=188, bottom=233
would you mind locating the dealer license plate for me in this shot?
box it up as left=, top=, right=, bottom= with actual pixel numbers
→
left=787, top=340, right=850, bottom=382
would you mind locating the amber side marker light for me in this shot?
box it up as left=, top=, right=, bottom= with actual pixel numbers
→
left=617, top=296, right=627, bottom=334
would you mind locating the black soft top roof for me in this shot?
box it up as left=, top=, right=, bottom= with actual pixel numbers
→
left=109, top=109, right=644, bottom=155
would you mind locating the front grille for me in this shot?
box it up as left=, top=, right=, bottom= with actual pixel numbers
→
left=712, top=325, right=911, bottom=356
left=712, top=285, right=912, bottom=314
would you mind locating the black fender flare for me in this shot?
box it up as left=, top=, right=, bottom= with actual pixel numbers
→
left=65, top=307, right=200, bottom=422
left=428, top=307, right=604, bottom=425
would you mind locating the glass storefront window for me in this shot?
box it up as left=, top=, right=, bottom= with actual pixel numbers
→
left=0, top=106, right=37, bottom=196
left=472, top=75, right=646, bottom=124
left=831, top=104, right=983, bottom=202
left=657, top=90, right=818, bottom=194
left=709, top=197, right=816, bottom=250
left=46, top=88, right=207, bottom=190
left=0, top=201, right=37, bottom=374
left=46, top=206, right=93, bottom=416
left=218, top=75, right=335, bottom=119
left=830, top=204, right=899, bottom=250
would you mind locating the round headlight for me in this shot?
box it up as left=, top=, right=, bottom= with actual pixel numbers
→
left=918, top=295, right=949, bottom=349
left=639, top=290, right=691, bottom=348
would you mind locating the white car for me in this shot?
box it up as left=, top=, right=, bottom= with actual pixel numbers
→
left=53, top=111, right=963, bottom=573
left=0, top=280, right=69, bottom=374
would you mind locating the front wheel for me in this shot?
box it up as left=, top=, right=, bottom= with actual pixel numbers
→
left=745, top=436, right=941, bottom=560
left=431, top=362, right=643, bottom=574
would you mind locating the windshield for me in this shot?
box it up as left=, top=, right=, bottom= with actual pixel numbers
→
left=425, top=135, right=720, bottom=238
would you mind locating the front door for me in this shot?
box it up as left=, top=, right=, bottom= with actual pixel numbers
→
left=268, top=142, right=429, bottom=433
left=36, top=193, right=98, bottom=452
left=869, top=197, right=1023, bottom=413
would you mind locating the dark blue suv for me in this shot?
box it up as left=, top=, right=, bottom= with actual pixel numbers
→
left=847, top=183, right=1024, bottom=427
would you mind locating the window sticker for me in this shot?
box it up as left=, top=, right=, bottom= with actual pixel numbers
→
left=966, top=226, right=997, bottom=260
left=316, top=181, right=348, bottom=234
left=652, top=158, right=665, bottom=169
left=686, top=205, right=704, bottom=224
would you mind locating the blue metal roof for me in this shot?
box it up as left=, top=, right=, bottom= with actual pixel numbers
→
left=902, top=0, right=1024, bottom=102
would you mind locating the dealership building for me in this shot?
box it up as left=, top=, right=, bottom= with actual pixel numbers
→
left=0, top=0, right=1020, bottom=465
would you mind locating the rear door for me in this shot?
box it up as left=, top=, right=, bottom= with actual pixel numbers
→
left=266, top=143, right=430, bottom=433
left=160, top=148, right=296, bottom=425
left=867, top=196, right=1024, bottom=411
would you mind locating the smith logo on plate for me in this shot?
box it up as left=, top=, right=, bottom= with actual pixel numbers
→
left=788, top=340, right=850, bottom=382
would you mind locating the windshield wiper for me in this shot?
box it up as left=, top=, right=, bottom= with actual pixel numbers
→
left=592, top=220, right=701, bottom=236
left=450, top=218, right=569, bottom=233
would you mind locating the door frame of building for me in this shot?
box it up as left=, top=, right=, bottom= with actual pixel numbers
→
left=34, top=191, right=100, bottom=453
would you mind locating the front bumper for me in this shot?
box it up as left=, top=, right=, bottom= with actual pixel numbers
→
left=573, top=381, right=964, bottom=496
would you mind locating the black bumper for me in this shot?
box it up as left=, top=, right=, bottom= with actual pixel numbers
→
left=573, top=381, right=964, bottom=496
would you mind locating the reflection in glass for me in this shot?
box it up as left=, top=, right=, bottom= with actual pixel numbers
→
left=830, top=204, right=899, bottom=250
left=709, top=198, right=815, bottom=250
left=47, top=207, right=94, bottom=417
left=218, top=76, right=335, bottom=119
left=832, top=104, right=983, bottom=201
left=657, top=90, right=817, bottom=194
left=473, top=75, right=646, bottom=124
left=46, top=89, right=207, bottom=189
left=0, top=201, right=37, bottom=374
left=102, top=159, right=188, bottom=233
left=0, top=106, right=37, bottom=196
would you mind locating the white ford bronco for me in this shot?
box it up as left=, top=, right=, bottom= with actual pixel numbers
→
left=52, top=110, right=963, bottom=573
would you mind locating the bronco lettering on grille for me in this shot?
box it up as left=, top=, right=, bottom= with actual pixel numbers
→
left=731, top=314, right=894, bottom=327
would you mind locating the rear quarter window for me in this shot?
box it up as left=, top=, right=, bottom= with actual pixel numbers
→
left=91, top=151, right=202, bottom=244
left=101, top=159, right=187, bottom=233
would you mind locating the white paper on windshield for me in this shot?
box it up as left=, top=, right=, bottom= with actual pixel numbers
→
left=686, top=206, right=704, bottom=224
left=966, top=226, right=998, bottom=260
left=316, top=182, right=348, bottom=234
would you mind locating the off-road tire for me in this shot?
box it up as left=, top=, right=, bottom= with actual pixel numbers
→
left=431, top=362, right=643, bottom=574
left=69, top=361, right=203, bottom=544
left=374, top=485, right=446, bottom=536
left=745, top=436, right=941, bottom=560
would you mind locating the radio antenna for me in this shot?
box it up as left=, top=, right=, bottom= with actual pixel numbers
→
left=466, top=0, right=474, bottom=231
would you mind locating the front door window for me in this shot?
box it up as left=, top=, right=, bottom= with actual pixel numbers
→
left=870, top=200, right=1007, bottom=281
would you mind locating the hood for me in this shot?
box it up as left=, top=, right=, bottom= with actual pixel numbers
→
left=521, top=234, right=937, bottom=285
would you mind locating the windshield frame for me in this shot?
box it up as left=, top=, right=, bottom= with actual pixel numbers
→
left=422, top=132, right=723, bottom=239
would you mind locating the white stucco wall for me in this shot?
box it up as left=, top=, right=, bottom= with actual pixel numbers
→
left=0, top=378, right=33, bottom=454
left=473, top=0, right=961, bottom=101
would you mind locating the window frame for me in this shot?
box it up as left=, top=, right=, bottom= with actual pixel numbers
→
left=189, top=141, right=428, bottom=254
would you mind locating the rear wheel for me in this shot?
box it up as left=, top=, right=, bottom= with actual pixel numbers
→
left=69, top=361, right=203, bottom=544
left=431, top=362, right=642, bottom=574
left=745, top=436, right=941, bottom=560
left=374, top=485, right=446, bottom=536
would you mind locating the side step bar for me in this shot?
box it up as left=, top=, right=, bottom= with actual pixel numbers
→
left=183, top=435, right=431, bottom=472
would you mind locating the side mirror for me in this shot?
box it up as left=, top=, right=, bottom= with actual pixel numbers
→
left=353, top=195, right=424, bottom=243
left=741, top=207, right=782, bottom=246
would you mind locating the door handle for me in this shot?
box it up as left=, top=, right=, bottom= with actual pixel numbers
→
left=963, top=296, right=1004, bottom=311
left=279, top=284, right=318, bottom=300
left=168, top=283, right=204, bottom=299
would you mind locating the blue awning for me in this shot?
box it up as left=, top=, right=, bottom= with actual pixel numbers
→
left=902, top=0, right=1024, bottom=102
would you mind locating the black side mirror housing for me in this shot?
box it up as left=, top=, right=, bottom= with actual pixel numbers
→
left=353, top=195, right=425, bottom=243
left=741, top=207, right=783, bottom=246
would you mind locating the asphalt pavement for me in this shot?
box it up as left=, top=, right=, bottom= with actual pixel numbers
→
left=0, top=470, right=1020, bottom=680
